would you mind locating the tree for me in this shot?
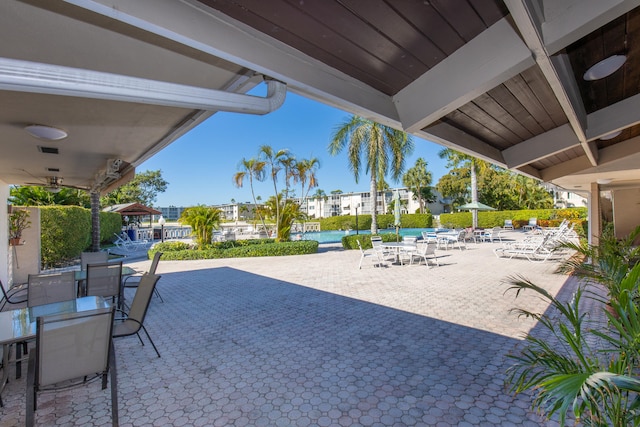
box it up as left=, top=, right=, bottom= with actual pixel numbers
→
left=437, top=149, right=491, bottom=228
left=258, top=145, right=292, bottom=241
left=402, top=158, right=432, bottom=214
left=179, top=205, right=221, bottom=246
left=263, top=194, right=306, bottom=241
left=233, top=157, right=268, bottom=232
left=294, top=157, right=320, bottom=206
left=101, top=170, right=168, bottom=207
left=328, top=116, right=414, bottom=233
left=10, top=185, right=90, bottom=208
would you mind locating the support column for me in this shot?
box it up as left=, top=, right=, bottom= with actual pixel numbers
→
left=588, top=182, right=601, bottom=247
left=90, top=191, right=101, bottom=252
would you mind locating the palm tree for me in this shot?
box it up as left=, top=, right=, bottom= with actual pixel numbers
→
left=258, top=145, right=291, bottom=241
left=328, top=116, right=414, bottom=233
left=402, top=158, right=432, bottom=214
left=233, top=157, right=268, bottom=233
left=295, top=157, right=320, bottom=207
left=179, top=205, right=221, bottom=246
left=438, top=149, right=489, bottom=228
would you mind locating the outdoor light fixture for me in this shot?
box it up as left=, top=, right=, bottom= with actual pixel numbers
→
left=597, top=178, right=613, bottom=185
left=583, top=54, right=627, bottom=81
left=24, top=125, right=68, bottom=140
left=600, top=130, right=622, bottom=140
left=158, top=215, right=166, bottom=242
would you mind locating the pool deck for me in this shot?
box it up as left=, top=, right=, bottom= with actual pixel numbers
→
left=1, top=230, right=597, bottom=426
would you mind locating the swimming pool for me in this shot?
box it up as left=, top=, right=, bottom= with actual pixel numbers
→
left=295, top=228, right=440, bottom=244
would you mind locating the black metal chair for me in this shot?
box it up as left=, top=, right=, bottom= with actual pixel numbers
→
left=0, top=279, right=28, bottom=311
left=113, top=274, right=162, bottom=358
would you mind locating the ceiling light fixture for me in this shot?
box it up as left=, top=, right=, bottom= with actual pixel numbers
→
left=600, top=130, right=622, bottom=140
left=597, top=178, right=613, bottom=185
left=583, top=55, right=627, bottom=81
left=25, top=125, right=68, bottom=141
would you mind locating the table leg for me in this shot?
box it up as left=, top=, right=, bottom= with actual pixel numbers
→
left=1, top=344, right=10, bottom=407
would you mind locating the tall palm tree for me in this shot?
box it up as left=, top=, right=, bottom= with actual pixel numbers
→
left=328, top=116, right=414, bottom=233
left=258, top=145, right=291, bottom=241
left=402, top=157, right=432, bottom=214
left=295, top=157, right=320, bottom=207
left=438, top=149, right=489, bottom=228
left=233, top=157, right=268, bottom=232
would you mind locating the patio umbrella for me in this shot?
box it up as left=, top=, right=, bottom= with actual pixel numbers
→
left=393, top=190, right=401, bottom=242
left=457, top=202, right=495, bottom=229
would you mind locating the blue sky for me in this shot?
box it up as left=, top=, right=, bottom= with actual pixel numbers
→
left=140, top=91, right=450, bottom=207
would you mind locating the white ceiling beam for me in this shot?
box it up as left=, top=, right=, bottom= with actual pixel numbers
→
left=586, top=93, right=640, bottom=140
left=506, top=0, right=599, bottom=166
left=0, top=57, right=287, bottom=114
left=502, top=124, right=581, bottom=169
left=541, top=155, right=594, bottom=181
left=514, top=165, right=543, bottom=180
left=417, top=123, right=506, bottom=166
left=63, top=0, right=400, bottom=127
left=542, top=0, right=638, bottom=54
left=392, top=18, right=534, bottom=134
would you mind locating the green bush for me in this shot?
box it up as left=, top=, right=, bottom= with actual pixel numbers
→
left=149, top=240, right=318, bottom=260
left=100, top=211, right=123, bottom=244
left=342, top=233, right=398, bottom=250
left=319, top=213, right=432, bottom=231
left=439, top=208, right=587, bottom=229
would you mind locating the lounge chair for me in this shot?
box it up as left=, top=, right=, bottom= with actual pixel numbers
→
left=494, top=233, right=563, bottom=262
left=503, top=219, right=514, bottom=230
left=522, top=218, right=537, bottom=232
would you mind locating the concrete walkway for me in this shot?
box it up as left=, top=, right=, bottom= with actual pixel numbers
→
left=1, top=231, right=583, bottom=426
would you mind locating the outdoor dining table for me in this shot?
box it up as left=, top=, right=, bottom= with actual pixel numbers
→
left=380, top=242, right=417, bottom=265
left=0, top=296, right=110, bottom=406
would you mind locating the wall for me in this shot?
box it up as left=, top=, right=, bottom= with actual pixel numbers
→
left=11, top=207, right=41, bottom=285
left=612, top=187, right=640, bottom=244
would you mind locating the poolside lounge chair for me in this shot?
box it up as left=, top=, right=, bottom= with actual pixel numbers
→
left=503, top=219, right=514, bottom=230
left=522, top=218, right=537, bottom=232
left=494, top=232, right=565, bottom=262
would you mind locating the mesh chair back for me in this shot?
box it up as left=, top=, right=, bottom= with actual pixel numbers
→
left=36, top=306, right=114, bottom=387
left=27, top=272, right=76, bottom=307
left=127, top=274, right=160, bottom=327
left=148, top=251, right=163, bottom=275
left=86, top=262, right=122, bottom=298
left=81, top=251, right=108, bottom=270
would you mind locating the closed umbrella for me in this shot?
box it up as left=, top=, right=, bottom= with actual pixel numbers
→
left=457, top=202, right=495, bottom=229
left=393, top=190, right=401, bottom=242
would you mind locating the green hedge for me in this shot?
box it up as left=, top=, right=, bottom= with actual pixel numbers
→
left=319, top=213, right=432, bottom=231
left=149, top=239, right=318, bottom=260
left=439, top=208, right=587, bottom=229
left=39, top=206, right=121, bottom=268
left=341, top=233, right=399, bottom=250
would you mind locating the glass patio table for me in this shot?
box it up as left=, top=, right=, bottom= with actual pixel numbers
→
left=0, top=296, right=110, bottom=405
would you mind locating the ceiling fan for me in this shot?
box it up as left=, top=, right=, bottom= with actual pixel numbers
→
left=23, top=174, right=89, bottom=193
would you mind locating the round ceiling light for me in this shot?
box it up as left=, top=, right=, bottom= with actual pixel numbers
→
left=583, top=55, right=627, bottom=81
left=600, top=130, right=622, bottom=140
left=597, top=178, right=613, bottom=185
left=24, top=125, right=68, bottom=141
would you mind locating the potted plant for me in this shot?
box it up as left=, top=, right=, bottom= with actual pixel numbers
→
left=9, top=208, right=30, bottom=245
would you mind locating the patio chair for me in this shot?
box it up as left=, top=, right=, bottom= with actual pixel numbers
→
left=421, top=231, right=438, bottom=244
left=81, top=251, right=109, bottom=271
left=438, top=230, right=466, bottom=250
left=410, top=242, right=439, bottom=267
left=86, top=262, right=123, bottom=307
left=113, top=274, right=162, bottom=358
left=0, top=279, right=28, bottom=311
left=503, top=219, right=514, bottom=230
left=27, top=272, right=76, bottom=307
left=123, top=251, right=164, bottom=303
left=483, top=227, right=504, bottom=243
left=522, top=218, right=537, bottom=232
left=26, top=306, right=117, bottom=427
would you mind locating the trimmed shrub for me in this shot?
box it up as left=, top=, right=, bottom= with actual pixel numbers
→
left=320, top=213, right=432, bottom=231
left=149, top=240, right=318, bottom=260
left=100, top=211, right=124, bottom=244
left=342, top=233, right=399, bottom=250
left=439, top=208, right=587, bottom=229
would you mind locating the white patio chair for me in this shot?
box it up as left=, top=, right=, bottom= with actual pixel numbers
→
left=503, top=219, right=514, bottom=230
left=483, top=227, right=504, bottom=243
left=410, top=242, right=439, bottom=267
left=357, top=240, right=383, bottom=269
left=522, top=218, right=537, bottom=232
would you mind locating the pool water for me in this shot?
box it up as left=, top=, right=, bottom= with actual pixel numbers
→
left=295, top=228, right=440, bottom=244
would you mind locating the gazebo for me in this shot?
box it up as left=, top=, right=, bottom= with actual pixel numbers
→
left=103, top=203, right=161, bottom=237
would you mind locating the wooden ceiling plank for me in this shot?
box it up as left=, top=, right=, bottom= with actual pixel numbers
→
left=502, top=124, right=581, bottom=168
left=487, top=84, right=546, bottom=135
left=444, top=110, right=511, bottom=150
left=429, top=0, right=486, bottom=41
left=503, top=75, right=556, bottom=131
left=521, top=66, right=569, bottom=128
left=458, top=101, right=521, bottom=145
left=542, top=0, right=638, bottom=54
left=393, top=18, right=534, bottom=133
left=475, top=92, right=534, bottom=140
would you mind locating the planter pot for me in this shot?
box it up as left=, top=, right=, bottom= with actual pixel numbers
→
left=9, top=238, right=22, bottom=246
